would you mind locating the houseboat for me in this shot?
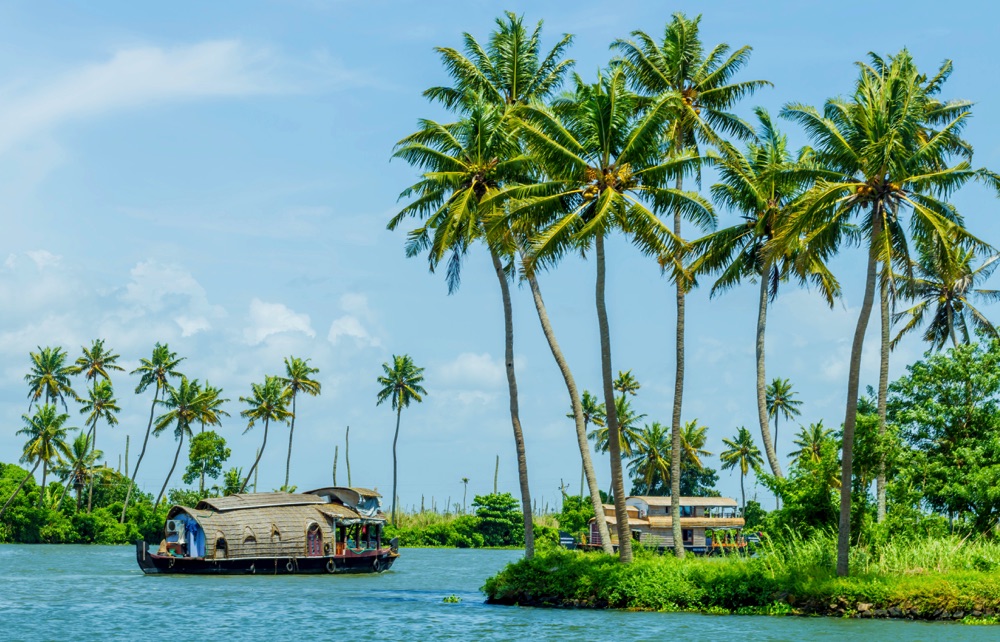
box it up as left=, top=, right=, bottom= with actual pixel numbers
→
left=135, top=487, right=399, bottom=575
left=588, top=495, right=746, bottom=555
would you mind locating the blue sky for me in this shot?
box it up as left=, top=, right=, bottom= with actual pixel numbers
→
left=2, top=0, right=999, bottom=512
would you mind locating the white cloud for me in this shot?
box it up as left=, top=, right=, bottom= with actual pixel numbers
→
left=0, top=40, right=365, bottom=156
left=326, top=293, right=381, bottom=347
left=244, top=298, right=315, bottom=345
left=175, top=315, right=212, bottom=338
left=117, top=261, right=225, bottom=337
left=436, top=352, right=505, bottom=388
left=25, top=250, right=60, bottom=269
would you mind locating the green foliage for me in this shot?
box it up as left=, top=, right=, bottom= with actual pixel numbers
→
left=183, top=431, right=230, bottom=487
left=484, top=534, right=1000, bottom=616
left=556, top=495, right=594, bottom=536
left=473, top=492, right=523, bottom=547
left=742, top=500, right=765, bottom=531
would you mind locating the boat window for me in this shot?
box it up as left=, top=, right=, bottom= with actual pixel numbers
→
left=271, top=524, right=281, bottom=541
left=306, top=522, right=323, bottom=557
left=243, top=526, right=256, bottom=545
left=215, top=536, right=228, bottom=559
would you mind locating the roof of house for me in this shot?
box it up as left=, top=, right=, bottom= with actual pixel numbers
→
left=627, top=496, right=738, bottom=508
left=196, top=492, right=327, bottom=512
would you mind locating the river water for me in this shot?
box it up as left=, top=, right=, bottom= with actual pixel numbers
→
left=0, top=545, right=994, bottom=641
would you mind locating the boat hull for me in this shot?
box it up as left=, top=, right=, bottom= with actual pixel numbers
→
left=135, top=540, right=398, bottom=575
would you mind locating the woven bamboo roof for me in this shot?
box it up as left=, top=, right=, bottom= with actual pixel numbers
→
left=196, top=492, right=326, bottom=512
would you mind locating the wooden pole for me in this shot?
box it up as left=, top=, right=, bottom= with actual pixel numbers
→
left=333, top=445, right=338, bottom=486
left=345, top=426, right=352, bottom=487
left=494, top=454, right=499, bottom=494
left=125, top=435, right=130, bottom=478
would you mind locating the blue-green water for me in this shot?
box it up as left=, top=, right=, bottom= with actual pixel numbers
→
left=0, top=545, right=994, bottom=641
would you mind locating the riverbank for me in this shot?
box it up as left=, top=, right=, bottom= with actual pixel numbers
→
left=482, top=538, right=1000, bottom=624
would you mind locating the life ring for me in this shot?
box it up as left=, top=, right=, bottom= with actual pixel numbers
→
left=372, top=558, right=382, bottom=573
left=324, top=542, right=331, bottom=555
left=286, top=561, right=294, bottom=572
left=326, top=559, right=336, bottom=573
left=168, top=558, right=175, bottom=569
left=249, top=563, right=255, bottom=574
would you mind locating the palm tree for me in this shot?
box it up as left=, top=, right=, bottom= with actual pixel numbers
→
left=280, top=357, right=321, bottom=489
left=893, top=236, right=1000, bottom=350
left=612, top=13, right=769, bottom=558
left=461, top=477, right=469, bottom=514
left=69, top=339, right=124, bottom=382
left=627, top=422, right=672, bottom=495
left=12, top=405, right=72, bottom=510
left=122, top=343, right=185, bottom=522
left=789, top=421, right=835, bottom=467
left=509, top=68, right=709, bottom=563
left=238, top=376, right=293, bottom=494
left=195, top=383, right=229, bottom=492
left=154, top=378, right=211, bottom=506
left=56, top=432, right=101, bottom=510
left=679, top=419, right=712, bottom=471
left=693, top=109, right=839, bottom=479
left=780, top=50, right=981, bottom=575
left=24, top=346, right=77, bottom=412
left=2, top=406, right=71, bottom=517
left=765, top=378, right=802, bottom=450
left=613, top=370, right=641, bottom=396
left=78, top=380, right=120, bottom=512
left=588, top=395, right=645, bottom=458
left=719, top=426, right=764, bottom=512
left=376, top=354, right=427, bottom=527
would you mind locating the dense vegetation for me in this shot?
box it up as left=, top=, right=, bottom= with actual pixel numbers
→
left=484, top=537, right=1000, bottom=622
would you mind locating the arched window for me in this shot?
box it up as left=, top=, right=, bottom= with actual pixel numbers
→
left=214, top=534, right=228, bottom=559
left=271, top=524, right=281, bottom=541
left=306, top=522, right=323, bottom=557
left=243, top=526, right=257, bottom=546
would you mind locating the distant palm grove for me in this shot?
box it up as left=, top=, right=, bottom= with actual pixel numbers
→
left=4, top=12, right=1000, bottom=578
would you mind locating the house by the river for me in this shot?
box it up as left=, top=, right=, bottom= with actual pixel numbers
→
left=589, top=495, right=746, bottom=554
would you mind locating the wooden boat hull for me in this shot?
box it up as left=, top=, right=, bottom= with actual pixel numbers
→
left=135, top=539, right=398, bottom=575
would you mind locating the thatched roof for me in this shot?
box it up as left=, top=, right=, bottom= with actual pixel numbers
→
left=305, top=486, right=381, bottom=499
left=196, top=492, right=326, bottom=512
left=646, top=516, right=746, bottom=529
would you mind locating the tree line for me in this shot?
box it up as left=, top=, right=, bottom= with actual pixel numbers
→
left=388, top=11, right=1000, bottom=576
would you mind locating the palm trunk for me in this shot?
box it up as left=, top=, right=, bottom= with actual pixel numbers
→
left=837, top=216, right=882, bottom=577
left=199, top=422, right=206, bottom=494
left=285, top=393, right=297, bottom=489
left=756, top=262, right=784, bottom=484
left=670, top=174, right=685, bottom=560
left=156, top=431, right=185, bottom=506
left=490, top=247, right=534, bottom=558
left=740, top=471, right=746, bottom=515
left=38, top=460, right=48, bottom=509
left=86, top=419, right=97, bottom=513
left=876, top=267, right=889, bottom=523
left=526, top=270, right=614, bottom=554
left=391, top=406, right=402, bottom=526
left=0, top=461, right=40, bottom=518
left=345, top=426, right=352, bottom=487
left=332, top=445, right=338, bottom=486
left=121, top=386, right=161, bottom=523
left=595, top=234, right=632, bottom=563
left=240, top=419, right=269, bottom=494
left=57, top=475, right=72, bottom=508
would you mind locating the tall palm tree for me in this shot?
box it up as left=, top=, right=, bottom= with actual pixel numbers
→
left=281, top=357, right=321, bottom=489
left=196, top=383, right=229, bottom=492
left=55, top=432, right=101, bottom=510
left=509, top=68, right=709, bottom=563
left=693, top=109, right=839, bottom=478
left=719, top=426, right=764, bottom=512
left=122, top=343, right=185, bottom=521
left=78, top=380, right=120, bottom=512
left=69, top=339, right=123, bottom=513
left=238, top=376, right=293, bottom=494
left=461, top=477, right=469, bottom=514
left=24, top=346, right=77, bottom=412
left=613, top=13, right=769, bottom=558
left=627, top=422, right=672, bottom=495
left=893, top=236, right=1000, bottom=350
left=781, top=50, right=980, bottom=575
left=15, top=405, right=72, bottom=510
left=376, top=354, right=427, bottom=527
left=154, top=378, right=212, bottom=506
left=765, top=378, right=802, bottom=450
left=678, top=419, right=712, bottom=471
left=397, top=13, right=579, bottom=559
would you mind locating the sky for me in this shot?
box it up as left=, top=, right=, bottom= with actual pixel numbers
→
left=2, top=0, right=1000, bottom=514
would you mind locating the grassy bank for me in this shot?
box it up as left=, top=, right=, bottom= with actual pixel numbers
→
left=483, top=535, right=1000, bottom=623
